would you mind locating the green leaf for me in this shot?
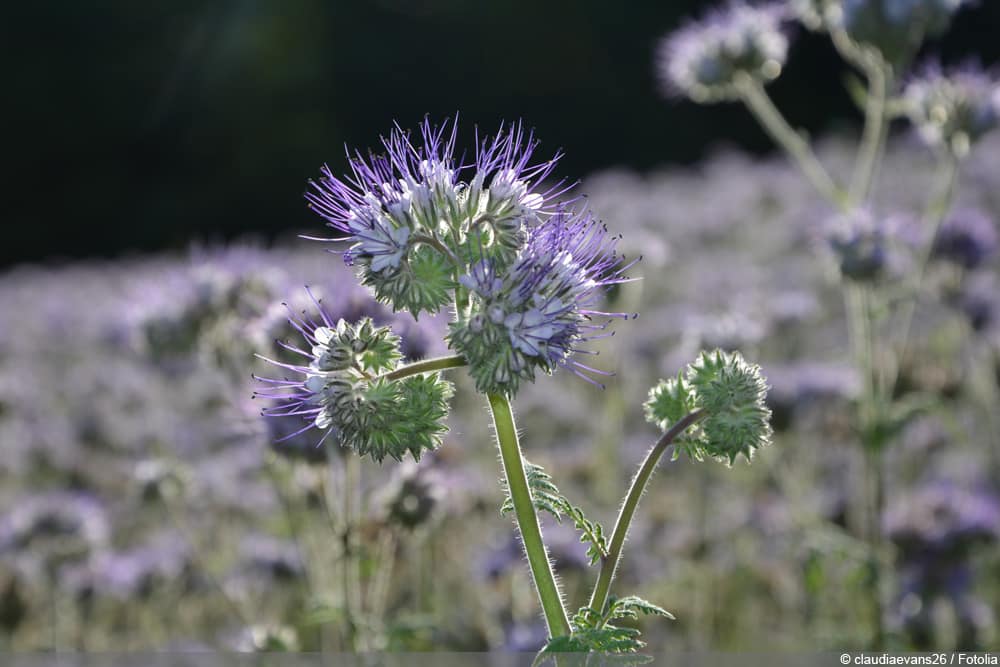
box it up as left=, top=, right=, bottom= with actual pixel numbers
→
left=607, top=595, right=675, bottom=621
left=537, top=625, right=644, bottom=654
left=500, top=460, right=563, bottom=519
left=500, top=459, right=609, bottom=564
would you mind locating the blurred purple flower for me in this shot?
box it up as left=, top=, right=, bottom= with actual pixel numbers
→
left=657, top=2, right=789, bottom=102
left=932, top=208, right=998, bottom=270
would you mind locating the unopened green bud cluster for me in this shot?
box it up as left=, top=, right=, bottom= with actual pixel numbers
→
left=305, top=318, right=453, bottom=462
left=644, top=349, right=772, bottom=465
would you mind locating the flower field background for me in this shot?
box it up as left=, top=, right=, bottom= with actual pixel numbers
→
left=2, top=130, right=998, bottom=652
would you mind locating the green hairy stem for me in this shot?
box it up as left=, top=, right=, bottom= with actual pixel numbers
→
left=381, top=354, right=467, bottom=382
left=588, top=409, right=706, bottom=616
left=488, top=392, right=572, bottom=638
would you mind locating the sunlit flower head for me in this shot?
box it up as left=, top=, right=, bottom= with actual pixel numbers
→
left=304, top=117, right=572, bottom=315
left=448, top=207, right=638, bottom=396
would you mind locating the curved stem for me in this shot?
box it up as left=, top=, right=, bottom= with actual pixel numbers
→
left=850, top=63, right=891, bottom=205
left=487, top=392, right=572, bottom=638
left=738, top=78, right=849, bottom=211
left=588, top=409, right=706, bottom=616
left=380, top=354, right=467, bottom=382
left=410, top=233, right=461, bottom=267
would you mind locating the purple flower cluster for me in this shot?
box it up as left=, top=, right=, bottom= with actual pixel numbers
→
left=304, top=118, right=572, bottom=315
left=449, top=208, right=636, bottom=394
left=932, top=208, right=999, bottom=270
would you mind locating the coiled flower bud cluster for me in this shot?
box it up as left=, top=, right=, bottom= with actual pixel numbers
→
left=644, top=349, right=772, bottom=465
left=255, top=307, right=453, bottom=463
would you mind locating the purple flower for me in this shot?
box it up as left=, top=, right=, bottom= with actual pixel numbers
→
left=657, top=2, right=789, bottom=103
left=0, top=492, right=109, bottom=558
left=932, top=208, right=999, bottom=270
left=253, top=289, right=453, bottom=462
left=826, top=209, right=890, bottom=281
left=956, top=271, right=1000, bottom=333
left=238, top=533, right=305, bottom=582
left=884, top=482, right=1000, bottom=558
left=304, top=117, right=571, bottom=314
left=252, top=289, right=361, bottom=450
left=65, top=532, right=192, bottom=601
left=904, top=63, right=1000, bottom=156
left=448, top=207, right=637, bottom=395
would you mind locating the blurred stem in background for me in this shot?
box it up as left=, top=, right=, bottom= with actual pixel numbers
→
left=889, top=156, right=960, bottom=391
left=842, top=58, right=892, bottom=651
left=736, top=76, right=849, bottom=211
left=341, top=455, right=363, bottom=650
left=736, top=43, right=963, bottom=648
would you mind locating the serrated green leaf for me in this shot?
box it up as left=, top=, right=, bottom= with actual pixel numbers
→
left=500, top=459, right=608, bottom=564
left=608, top=595, right=675, bottom=621
left=538, top=625, right=645, bottom=655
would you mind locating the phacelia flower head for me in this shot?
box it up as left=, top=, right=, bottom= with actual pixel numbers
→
left=253, top=289, right=453, bottom=463
left=829, top=0, right=969, bottom=63
left=904, top=64, right=1000, bottom=158
left=658, top=2, right=789, bottom=103
left=448, top=207, right=637, bottom=396
left=932, top=208, right=999, bottom=270
left=305, top=117, right=569, bottom=316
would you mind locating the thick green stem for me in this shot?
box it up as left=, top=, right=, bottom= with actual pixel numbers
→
left=739, top=78, right=849, bottom=211
left=588, top=410, right=706, bottom=616
left=487, top=392, right=572, bottom=638
left=381, top=354, right=467, bottom=382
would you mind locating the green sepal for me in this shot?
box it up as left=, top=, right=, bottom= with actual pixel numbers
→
left=360, top=244, right=455, bottom=317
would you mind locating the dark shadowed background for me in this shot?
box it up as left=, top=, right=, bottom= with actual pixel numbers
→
left=6, top=0, right=999, bottom=267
